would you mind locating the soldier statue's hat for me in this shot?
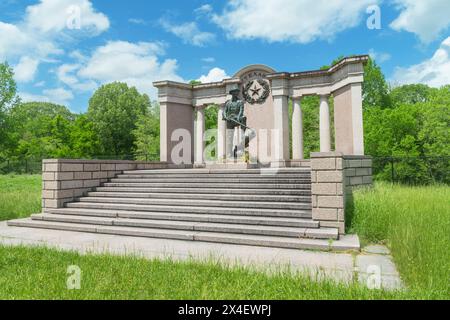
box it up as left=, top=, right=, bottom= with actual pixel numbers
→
left=228, top=84, right=240, bottom=94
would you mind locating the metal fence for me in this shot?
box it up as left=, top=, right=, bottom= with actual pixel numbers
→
left=372, top=156, right=450, bottom=185
left=1, top=155, right=448, bottom=185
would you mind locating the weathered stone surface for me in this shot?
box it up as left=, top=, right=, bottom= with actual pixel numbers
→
left=61, top=163, right=83, bottom=172
left=44, top=181, right=60, bottom=190
left=362, top=176, right=373, bottom=184
left=44, top=163, right=59, bottom=172
left=42, top=190, right=54, bottom=199
left=311, top=183, right=336, bottom=195
left=92, top=171, right=108, bottom=179
left=311, top=158, right=335, bottom=170
left=312, top=208, right=337, bottom=221
left=42, top=172, right=54, bottom=181
left=348, top=159, right=362, bottom=168
left=101, top=164, right=115, bottom=171
left=363, top=245, right=390, bottom=255
left=317, top=171, right=343, bottom=183
left=320, top=221, right=345, bottom=234
left=356, top=168, right=371, bottom=176
left=83, top=179, right=100, bottom=188
left=55, top=172, right=74, bottom=181
left=317, top=196, right=344, bottom=208
left=54, top=189, right=74, bottom=198
left=83, top=163, right=100, bottom=171
left=345, top=168, right=356, bottom=177
left=349, top=176, right=363, bottom=185
left=61, top=180, right=83, bottom=189
left=74, top=171, right=92, bottom=180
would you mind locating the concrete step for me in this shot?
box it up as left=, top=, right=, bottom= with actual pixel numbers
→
left=122, top=168, right=311, bottom=175
left=87, top=192, right=311, bottom=203
left=45, top=208, right=319, bottom=228
left=95, top=187, right=310, bottom=196
left=30, top=214, right=337, bottom=239
left=65, top=202, right=312, bottom=218
left=110, top=178, right=311, bottom=184
left=117, top=173, right=311, bottom=179
left=7, top=218, right=355, bottom=251
left=102, top=182, right=310, bottom=189
left=77, top=197, right=312, bottom=210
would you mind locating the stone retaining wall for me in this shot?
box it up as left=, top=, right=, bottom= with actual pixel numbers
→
left=42, top=159, right=191, bottom=209
left=310, top=152, right=372, bottom=234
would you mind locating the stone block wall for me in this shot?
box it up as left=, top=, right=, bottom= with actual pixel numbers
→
left=310, top=152, right=372, bottom=234
left=42, top=159, right=190, bottom=209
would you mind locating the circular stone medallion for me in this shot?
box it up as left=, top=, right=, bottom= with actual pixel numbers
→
left=242, top=79, right=270, bottom=105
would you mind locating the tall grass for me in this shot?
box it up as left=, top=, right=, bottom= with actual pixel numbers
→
left=0, top=174, right=41, bottom=221
left=350, top=182, right=449, bottom=298
left=0, top=245, right=409, bottom=300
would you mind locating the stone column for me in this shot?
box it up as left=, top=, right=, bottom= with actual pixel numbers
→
left=319, top=95, right=331, bottom=152
left=154, top=81, right=194, bottom=164
left=272, top=94, right=290, bottom=163
left=333, top=83, right=365, bottom=155
left=217, top=105, right=226, bottom=162
left=292, top=97, right=304, bottom=160
left=195, top=107, right=205, bottom=166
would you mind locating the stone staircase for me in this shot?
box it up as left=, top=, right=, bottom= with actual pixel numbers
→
left=8, top=168, right=359, bottom=251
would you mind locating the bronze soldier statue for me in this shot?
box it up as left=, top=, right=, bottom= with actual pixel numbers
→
left=223, top=85, right=254, bottom=159
left=223, top=86, right=246, bottom=130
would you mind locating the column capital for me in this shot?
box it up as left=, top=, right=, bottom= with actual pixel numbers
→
left=196, top=104, right=208, bottom=111
left=319, top=93, right=331, bottom=99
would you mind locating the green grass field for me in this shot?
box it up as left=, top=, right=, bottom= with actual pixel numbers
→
left=349, top=183, right=450, bottom=299
left=0, top=174, right=41, bottom=221
left=0, top=175, right=448, bottom=299
left=0, top=245, right=409, bottom=300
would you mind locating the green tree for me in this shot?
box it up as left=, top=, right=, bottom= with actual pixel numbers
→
left=69, top=115, right=101, bottom=158
left=5, top=102, right=74, bottom=159
left=389, top=84, right=434, bottom=106
left=87, top=82, right=149, bottom=156
left=0, top=62, right=19, bottom=152
left=362, top=58, right=390, bottom=109
left=133, top=102, right=160, bottom=160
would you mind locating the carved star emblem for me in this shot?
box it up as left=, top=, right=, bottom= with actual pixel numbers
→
left=250, top=85, right=261, bottom=97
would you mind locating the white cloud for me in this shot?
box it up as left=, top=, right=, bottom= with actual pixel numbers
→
left=13, top=56, right=40, bottom=82
left=198, top=68, right=229, bottom=83
left=0, top=0, right=109, bottom=74
left=202, top=57, right=216, bottom=63
left=72, top=41, right=184, bottom=97
left=390, top=0, right=450, bottom=43
left=160, top=19, right=216, bottom=47
left=368, top=49, right=391, bottom=63
left=34, top=81, right=46, bottom=88
left=128, top=18, right=147, bottom=25
left=0, top=21, right=61, bottom=62
left=20, top=87, right=74, bottom=105
left=212, top=0, right=377, bottom=43
left=43, top=87, right=74, bottom=104
left=195, top=4, right=213, bottom=16
left=57, top=63, right=98, bottom=92
left=391, top=37, right=450, bottom=87
left=25, top=0, right=109, bottom=35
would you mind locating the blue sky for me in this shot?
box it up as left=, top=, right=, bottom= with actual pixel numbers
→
left=1, top=0, right=449, bottom=113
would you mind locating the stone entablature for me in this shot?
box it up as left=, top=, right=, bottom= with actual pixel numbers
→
left=154, top=55, right=368, bottom=165
left=42, top=159, right=192, bottom=209
left=310, top=152, right=372, bottom=234
left=154, top=56, right=367, bottom=107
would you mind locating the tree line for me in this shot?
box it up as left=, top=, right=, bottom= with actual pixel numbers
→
left=0, top=59, right=448, bottom=183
